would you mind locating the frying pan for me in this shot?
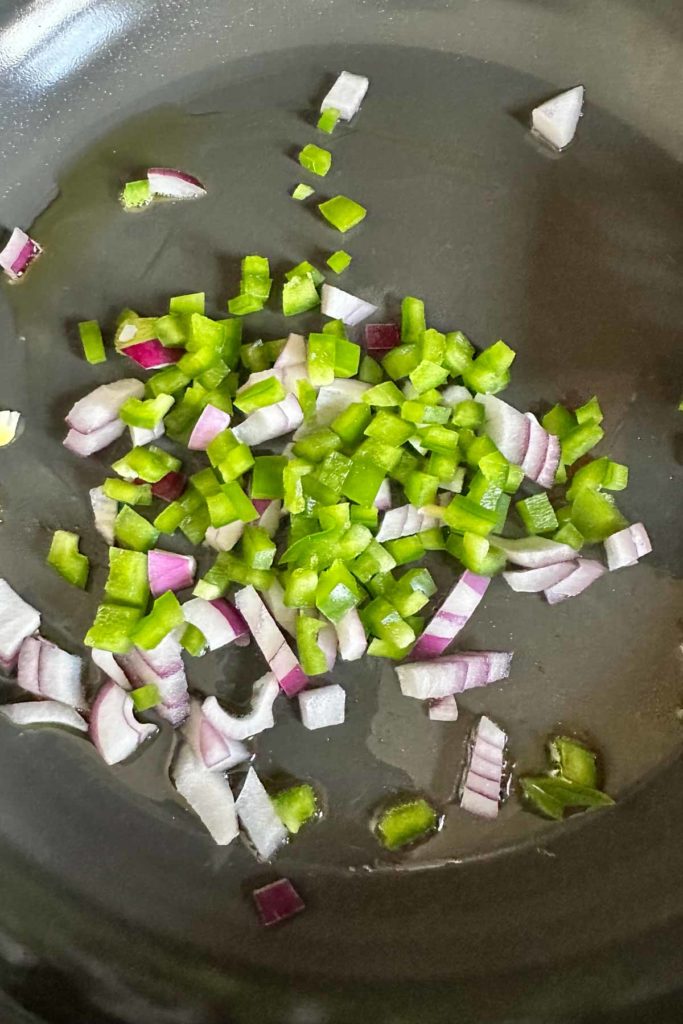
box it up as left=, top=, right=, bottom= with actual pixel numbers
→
left=0, top=1, right=681, bottom=1021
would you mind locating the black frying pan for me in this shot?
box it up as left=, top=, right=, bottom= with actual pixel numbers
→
left=0, top=1, right=681, bottom=1021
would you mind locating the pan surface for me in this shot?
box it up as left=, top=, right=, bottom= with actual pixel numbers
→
left=0, top=1, right=681, bottom=1021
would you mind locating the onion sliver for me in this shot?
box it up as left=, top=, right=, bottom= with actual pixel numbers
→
left=0, top=700, right=88, bottom=732
left=90, top=679, right=157, bottom=765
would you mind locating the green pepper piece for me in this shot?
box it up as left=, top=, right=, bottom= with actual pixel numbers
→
left=131, top=684, right=161, bottom=711
left=104, top=548, right=149, bottom=609
left=400, top=297, right=426, bottom=345
left=331, top=402, right=372, bottom=446
left=132, top=591, right=184, bottom=650
left=234, top=376, right=285, bottom=414
left=318, top=194, right=367, bottom=232
left=78, top=320, right=106, bottom=365
left=307, top=333, right=336, bottom=386
left=361, top=596, right=415, bottom=648
left=520, top=776, right=614, bottom=820
left=284, top=568, right=319, bottom=608
left=382, top=344, right=420, bottom=381
left=341, top=458, right=385, bottom=505
left=114, top=506, right=160, bottom=552
left=296, top=614, right=329, bottom=674
left=293, top=428, right=342, bottom=463
left=251, top=455, right=287, bottom=499
left=271, top=783, right=318, bottom=833
left=375, top=797, right=438, bottom=850
left=569, top=488, right=627, bottom=543
left=516, top=493, right=559, bottom=535
left=84, top=604, right=142, bottom=654
left=383, top=535, right=425, bottom=565
left=47, top=530, right=89, bottom=589
left=549, top=736, right=599, bottom=788
left=315, top=559, right=365, bottom=622
left=404, top=470, right=439, bottom=508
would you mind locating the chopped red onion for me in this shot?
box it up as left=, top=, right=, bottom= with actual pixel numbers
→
left=181, top=596, right=249, bottom=652
left=375, top=503, right=436, bottom=542
left=428, top=695, right=459, bottom=721
left=253, top=878, right=305, bottom=927
left=202, top=672, right=280, bottom=741
left=257, top=499, right=282, bottom=539
left=532, top=86, right=584, bottom=151
left=441, top=384, right=473, bottom=407
left=321, top=284, right=378, bottom=326
left=274, top=333, right=306, bottom=368
left=318, top=623, right=337, bottom=671
left=172, top=742, right=239, bottom=846
left=147, top=167, right=207, bottom=199
left=490, top=536, right=576, bottom=569
left=204, top=521, right=244, bottom=552
left=235, top=766, right=288, bottom=860
left=0, top=699, right=88, bottom=733
left=503, top=561, right=577, bottom=593
left=66, top=379, right=145, bottom=434
left=320, top=70, right=369, bottom=120
left=475, top=393, right=529, bottom=465
left=89, top=486, right=117, bottom=545
left=64, top=417, right=126, bottom=457
left=544, top=558, right=606, bottom=604
left=148, top=549, right=196, bottom=597
left=90, top=679, right=158, bottom=765
left=298, top=683, right=346, bottom=730
left=182, top=699, right=249, bottom=771
left=262, top=580, right=298, bottom=639
left=537, top=432, right=561, bottom=489
left=232, top=394, right=303, bottom=446
left=234, top=586, right=307, bottom=696
left=129, top=420, right=165, bottom=447
left=460, top=715, right=507, bottom=820
left=335, top=607, right=367, bottom=661
left=122, top=338, right=182, bottom=370
left=17, top=635, right=84, bottom=708
left=521, top=413, right=549, bottom=482
left=91, top=648, right=131, bottom=690
left=364, top=323, right=400, bottom=355
left=0, top=580, right=41, bottom=667
left=373, top=479, right=392, bottom=511
left=397, top=650, right=512, bottom=699
left=118, top=635, right=189, bottom=727
left=604, top=522, right=652, bottom=571
left=152, top=471, right=187, bottom=503
left=410, top=570, right=490, bottom=660
left=0, top=227, right=42, bottom=279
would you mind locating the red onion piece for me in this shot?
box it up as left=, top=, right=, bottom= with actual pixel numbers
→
left=0, top=580, right=41, bottom=666
left=257, top=499, right=282, bottom=539
left=397, top=650, right=512, bottom=700
left=187, top=404, right=232, bottom=450
left=490, top=536, right=576, bottom=569
left=460, top=715, right=507, bottom=820
left=253, top=878, right=305, bottom=926
left=321, top=71, right=369, bottom=120
left=234, top=586, right=307, bottom=696
left=91, top=648, right=131, bottom=690
left=147, top=167, right=206, bottom=199
left=373, top=479, right=392, bottom=512
left=129, top=420, right=165, bottom=447
left=604, top=522, right=651, bottom=570
left=64, top=418, right=126, bottom=457
left=117, top=635, right=189, bottom=727
left=364, top=323, right=400, bottom=355
left=475, top=393, right=529, bottom=465
left=375, top=503, right=436, bottom=542
left=0, top=699, right=88, bottom=732
left=320, top=283, right=378, bottom=326
left=410, top=570, right=490, bottom=661
left=202, top=672, right=280, bottom=741
left=204, top=521, right=244, bottom=552
left=181, top=597, right=249, bottom=652
left=122, top=338, right=182, bottom=370
left=66, top=379, right=144, bottom=434
left=521, top=413, right=549, bottom=481
left=152, top=471, right=187, bottom=503
left=335, top=607, right=367, bottom=662
left=318, top=623, right=337, bottom=671
left=544, top=558, right=606, bottom=604
left=503, top=561, right=577, bottom=593
left=537, top=432, right=561, bottom=489
left=18, top=635, right=84, bottom=708
left=148, top=549, right=196, bottom=597
left=182, top=699, right=249, bottom=771
left=0, top=227, right=42, bottom=279
left=262, top=580, right=297, bottom=638
left=440, top=384, right=473, bottom=408
left=232, top=394, right=303, bottom=446
left=298, top=683, right=346, bottom=730
left=428, top=695, right=459, bottom=721
left=235, top=766, right=287, bottom=860
left=172, top=742, right=239, bottom=845
left=274, top=333, right=306, bottom=368
left=89, top=486, right=117, bottom=545
left=90, top=680, right=157, bottom=765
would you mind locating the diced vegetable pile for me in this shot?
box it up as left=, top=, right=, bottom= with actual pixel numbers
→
left=0, top=69, right=657, bottom=926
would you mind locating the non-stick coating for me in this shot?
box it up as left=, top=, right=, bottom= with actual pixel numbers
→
left=0, top=2, right=682, bottom=1023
